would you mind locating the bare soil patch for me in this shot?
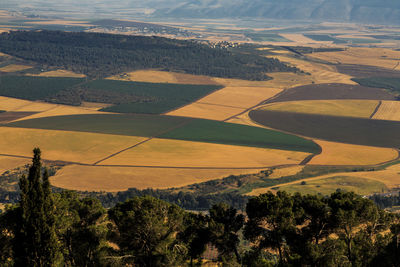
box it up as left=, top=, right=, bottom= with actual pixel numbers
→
left=336, top=64, right=400, bottom=78
left=0, top=112, right=37, bottom=123
left=249, top=109, right=400, bottom=148
left=266, top=83, right=396, bottom=103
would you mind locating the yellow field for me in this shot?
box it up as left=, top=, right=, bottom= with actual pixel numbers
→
left=260, top=100, right=379, bottom=118
left=100, top=138, right=310, bottom=168
left=279, top=34, right=321, bottom=43
left=309, top=140, right=398, bottom=166
left=107, top=70, right=219, bottom=85
left=0, top=96, right=55, bottom=112
left=269, top=166, right=304, bottom=179
left=80, top=101, right=113, bottom=110
left=167, top=102, right=245, bottom=120
left=29, top=69, right=86, bottom=78
left=51, top=165, right=264, bottom=191
left=0, top=96, right=105, bottom=121
left=248, top=163, right=400, bottom=196
left=198, top=86, right=282, bottom=108
left=0, top=156, right=30, bottom=175
left=167, top=71, right=315, bottom=121
left=372, top=101, right=400, bottom=121
left=270, top=176, right=387, bottom=196
left=0, top=64, right=33, bottom=72
left=13, top=105, right=104, bottom=122
left=28, top=20, right=93, bottom=27
left=309, top=47, right=400, bottom=70
left=0, top=127, right=146, bottom=164
left=273, top=55, right=357, bottom=84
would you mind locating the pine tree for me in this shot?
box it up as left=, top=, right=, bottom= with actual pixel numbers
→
left=14, top=148, right=58, bottom=267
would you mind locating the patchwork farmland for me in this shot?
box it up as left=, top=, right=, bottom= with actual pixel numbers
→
left=0, top=28, right=400, bottom=199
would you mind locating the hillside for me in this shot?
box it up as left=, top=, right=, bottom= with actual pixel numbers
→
left=3, top=0, right=400, bottom=25
left=0, top=30, right=296, bottom=80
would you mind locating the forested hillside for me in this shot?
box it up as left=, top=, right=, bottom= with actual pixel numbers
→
left=0, top=30, right=297, bottom=80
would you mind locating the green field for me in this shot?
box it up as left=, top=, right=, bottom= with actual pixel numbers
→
left=84, top=80, right=222, bottom=114
left=7, top=114, right=191, bottom=137
left=6, top=114, right=319, bottom=153
left=352, top=77, right=400, bottom=94
left=0, top=75, right=84, bottom=100
left=159, top=119, right=320, bottom=153
left=275, top=176, right=387, bottom=196
left=245, top=33, right=290, bottom=42
left=304, top=34, right=347, bottom=44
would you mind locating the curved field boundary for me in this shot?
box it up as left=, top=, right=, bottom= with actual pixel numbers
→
left=249, top=109, right=400, bottom=148
left=264, top=83, right=396, bottom=104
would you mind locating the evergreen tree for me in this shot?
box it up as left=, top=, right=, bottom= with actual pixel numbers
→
left=14, top=148, right=58, bottom=267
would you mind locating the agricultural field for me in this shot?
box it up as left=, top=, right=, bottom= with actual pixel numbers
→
left=249, top=109, right=400, bottom=148
left=107, top=70, right=219, bottom=85
left=0, top=75, right=84, bottom=101
left=80, top=79, right=222, bottom=114
left=372, top=101, right=400, bottom=121
left=99, top=138, right=310, bottom=168
left=335, top=64, right=400, bottom=78
left=7, top=114, right=320, bottom=153
left=0, top=127, right=147, bottom=164
left=260, top=100, right=379, bottom=118
left=271, top=176, right=387, bottom=196
left=352, top=77, right=400, bottom=94
left=0, top=64, right=32, bottom=72
left=50, top=165, right=265, bottom=191
left=30, top=69, right=86, bottom=78
left=266, top=83, right=396, bottom=103
left=309, top=140, right=398, bottom=166
left=272, top=55, right=356, bottom=84
left=308, top=47, right=400, bottom=70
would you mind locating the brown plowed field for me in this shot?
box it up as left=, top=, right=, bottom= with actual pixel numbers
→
left=249, top=110, right=400, bottom=148
left=266, top=83, right=396, bottom=103
left=0, top=112, right=37, bottom=123
left=336, top=64, right=400, bottom=78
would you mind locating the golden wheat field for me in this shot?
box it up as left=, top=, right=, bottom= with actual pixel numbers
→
left=260, top=100, right=379, bottom=118
left=51, top=164, right=264, bottom=191
left=0, top=64, right=33, bottom=72
left=0, top=96, right=55, bottom=112
left=197, top=86, right=282, bottom=108
left=107, top=70, right=219, bottom=85
left=309, top=140, right=398, bottom=166
left=0, top=156, right=30, bottom=175
left=372, top=101, right=400, bottom=121
left=13, top=105, right=105, bottom=122
left=273, top=55, right=357, bottom=84
left=279, top=34, right=321, bottom=43
left=29, top=69, right=86, bottom=78
left=309, top=47, right=400, bottom=70
left=99, top=138, right=310, bottom=168
left=0, top=127, right=146, bottom=164
left=268, top=165, right=304, bottom=179
left=167, top=102, right=245, bottom=120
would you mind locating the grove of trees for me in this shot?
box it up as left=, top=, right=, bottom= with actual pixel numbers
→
left=0, top=149, right=399, bottom=266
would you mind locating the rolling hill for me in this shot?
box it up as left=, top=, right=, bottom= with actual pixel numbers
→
left=3, top=0, right=400, bottom=25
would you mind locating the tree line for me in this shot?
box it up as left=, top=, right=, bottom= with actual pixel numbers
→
left=1, top=149, right=399, bottom=266
left=0, top=30, right=298, bottom=80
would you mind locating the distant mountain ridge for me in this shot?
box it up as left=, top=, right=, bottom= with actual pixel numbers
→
left=2, top=0, right=400, bottom=25
left=153, top=0, right=400, bottom=25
